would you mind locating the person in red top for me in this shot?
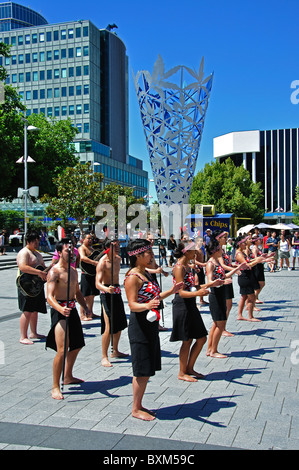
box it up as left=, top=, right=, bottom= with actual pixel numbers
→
left=263, top=230, right=271, bottom=253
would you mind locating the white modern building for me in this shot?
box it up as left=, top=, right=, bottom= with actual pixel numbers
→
left=213, top=129, right=299, bottom=221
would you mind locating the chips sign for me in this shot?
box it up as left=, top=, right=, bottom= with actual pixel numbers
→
left=0, top=81, right=4, bottom=104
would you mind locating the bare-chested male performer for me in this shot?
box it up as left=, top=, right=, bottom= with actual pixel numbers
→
left=78, top=232, right=100, bottom=321
left=17, top=230, right=47, bottom=344
left=95, top=239, right=128, bottom=367
left=46, top=239, right=91, bottom=400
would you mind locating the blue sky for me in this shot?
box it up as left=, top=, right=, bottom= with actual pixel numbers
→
left=12, top=0, right=299, bottom=197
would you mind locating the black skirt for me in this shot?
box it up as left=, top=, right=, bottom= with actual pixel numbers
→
left=128, top=310, right=161, bottom=377
left=238, top=269, right=259, bottom=295
left=170, top=294, right=207, bottom=342
left=253, top=263, right=265, bottom=282
left=80, top=273, right=99, bottom=297
left=46, top=305, right=85, bottom=352
left=209, top=286, right=227, bottom=321
left=224, top=282, right=234, bottom=300
left=100, top=291, right=128, bottom=335
left=18, top=287, right=47, bottom=314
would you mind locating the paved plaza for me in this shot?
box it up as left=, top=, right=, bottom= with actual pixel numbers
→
left=0, top=251, right=298, bottom=451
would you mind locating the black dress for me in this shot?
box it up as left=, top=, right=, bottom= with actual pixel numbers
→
left=208, top=261, right=227, bottom=322
left=125, top=272, right=161, bottom=377
left=170, top=265, right=207, bottom=342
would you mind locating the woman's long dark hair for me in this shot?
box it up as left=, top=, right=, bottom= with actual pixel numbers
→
left=173, top=239, right=193, bottom=259
left=205, top=238, right=221, bottom=257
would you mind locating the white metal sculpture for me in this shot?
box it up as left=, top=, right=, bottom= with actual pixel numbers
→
left=133, top=55, right=213, bottom=207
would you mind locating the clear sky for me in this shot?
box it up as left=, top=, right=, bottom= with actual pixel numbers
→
left=8, top=0, right=299, bottom=198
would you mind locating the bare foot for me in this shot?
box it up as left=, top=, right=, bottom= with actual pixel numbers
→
left=248, top=317, right=262, bottom=322
left=29, top=333, right=46, bottom=340
left=110, top=351, right=129, bottom=358
left=237, top=316, right=249, bottom=321
left=132, top=409, right=156, bottom=421
left=52, top=387, right=64, bottom=400
left=222, top=330, right=235, bottom=337
left=101, top=357, right=112, bottom=367
left=63, top=377, right=84, bottom=385
left=20, top=338, right=34, bottom=345
left=186, top=369, right=205, bottom=379
left=210, top=352, right=228, bottom=358
left=80, top=315, right=92, bottom=322
left=141, top=407, right=156, bottom=417
left=178, top=373, right=198, bottom=382
left=255, top=300, right=264, bottom=304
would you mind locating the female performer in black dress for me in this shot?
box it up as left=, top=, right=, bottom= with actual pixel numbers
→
left=170, top=240, right=212, bottom=382
left=205, top=238, right=246, bottom=358
left=234, top=235, right=265, bottom=322
left=124, top=239, right=183, bottom=421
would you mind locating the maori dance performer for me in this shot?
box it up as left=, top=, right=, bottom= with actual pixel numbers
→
left=205, top=238, right=246, bottom=358
left=95, top=239, right=128, bottom=367
left=78, top=232, right=99, bottom=321
left=234, top=235, right=265, bottom=322
left=16, top=230, right=47, bottom=345
left=46, top=239, right=90, bottom=400
left=124, top=239, right=183, bottom=421
left=170, top=240, right=210, bottom=382
left=211, top=230, right=236, bottom=337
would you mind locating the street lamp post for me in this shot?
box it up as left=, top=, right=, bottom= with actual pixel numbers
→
left=17, top=120, right=39, bottom=242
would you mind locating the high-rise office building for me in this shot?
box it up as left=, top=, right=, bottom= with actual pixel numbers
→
left=0, top=2, right=148, bottom=199
left=213, top=129, right=299, bottom=221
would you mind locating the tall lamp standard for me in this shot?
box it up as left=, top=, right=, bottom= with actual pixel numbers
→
left=16, top=119, right=39, bottom=242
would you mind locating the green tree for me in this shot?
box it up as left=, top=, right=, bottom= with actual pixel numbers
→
left=292, top=186, right=299, bottom=226
left=189, top=158, right=264, bottom=224
left=42, top=163, right=104, bottom=234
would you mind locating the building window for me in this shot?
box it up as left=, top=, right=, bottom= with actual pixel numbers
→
left=61, top=68, right=67, bottom=78
left=12, top=73, right=17, bottom=83
left=39, top=33, right=45, bottom=42
left=46, top=31, right=52, bottom=42
left=32, top=71, right=38, bottom=81
left=26, top=91, right=31, bottom=100
left=76, top=123, right=82, bottom=132
left=83, top=46, right=89, bottom=56
left=61, top=29, right=66, bottom=40
left=69, top=105, right=74, bottom=115
left=83, top=26, right=89, bottom=37
left=53, top=30, right=59, bottom=41
left=54, top=50, right=59, bottom=60
left=18, top=35, right=23, bottom=45
left=18, top=54, right=24, bottom=64
left=83, top=84, right=89, bottom=95
left=54, top=106, right=60, bottom=117
left=68, top=48, right=74, bottom=58
left=76, top=104, right=82, bottom=114
left=61, top=87, right=67, bottom=97
left=47, top=88, right=52, bottom=98
left=39, top=51, right=45, bottom=62
left=40, top=108, right=45, bottom=114
left=47, top=69, right=52, bottom=79
left=32, top=52, right=38, bottom=63
left=76, top=66, right=81, bottom=77
left=76, top=85, right=81, bottom=95
left=61, top=105, right=67, bottom=116
left=33, top=90, right=38, bottom=100
left=54, top=88, right=60, bottom=98
left=11, top=36, right=16, bottom=46
left=40, top=70, right=45, bottom=81
left=68, top=28, right=74, bottom=39
left=25, top=72, right=31, bottom=82
left=19, top=73, right=24, bottom=82
left=76, top=47, right=81, bottom=57
left=40, top=89, right=45, bottom=99
left=47, top=50, right=52, bottom=61
left=84, top=122, right=90, bottom=133
left=69, top=67, right=74, bottom=77
left=32, top=33, right=37, bottom=44
left=61, top=49, right=66, bottom=59
left=47, top=107, right=52, bottom=117
left=84, top=103, right=89, bottom=114
left=25, top=53, right=30, bottom=64
left=83, top=65, right=89, bottom=76
left=76, top=27, right=81, bottom=38
left=54, top=69, right=59, bottom=79
left=69, top=86, right=74, bottom=96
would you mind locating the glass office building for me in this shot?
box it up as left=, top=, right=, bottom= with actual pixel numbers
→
left=0, top=2, right=47, bottom=31
left=213, top=129, right=299, bottom=220
left=0, top=3, right=148, bottom=198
